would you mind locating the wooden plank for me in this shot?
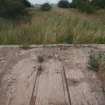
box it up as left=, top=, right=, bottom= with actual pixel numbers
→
left=33, top=59, right=67, bottom=105
left=6, top=57, right=38, bottom=105
left=64, top=48, right=105, bottom=105
left=0, top=47, right=105, bottom=105
left=65, top=69, right=97, bottom=105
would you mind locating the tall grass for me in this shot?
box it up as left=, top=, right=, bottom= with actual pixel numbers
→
left=0, top=7, right=105, bottom=44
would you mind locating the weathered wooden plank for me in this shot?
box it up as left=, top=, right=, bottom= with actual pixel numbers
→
left=6, top=57, right=38, bottom=105
left=64, top=49, right=104, bottom=105
left=0, top=47, right=105, bottom=105
left=34, top=59, right=67, bottom=105
left=65, top=69, right=99, bottom=105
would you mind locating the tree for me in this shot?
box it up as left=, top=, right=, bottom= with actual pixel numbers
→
left=0, top=0, right=31, bottom=18
left=91, top=0, right=105, bottom=9
left=40, top=3, right=52, bottom=11
left=70, top=0, right=94, bottom=13
left=70, top=0, right=80, bottom=8
left=58, top=0, right=70, bottom=8
left=22, top=0, right=31, bottom=7
left=71, top=0, right=90, bottom=8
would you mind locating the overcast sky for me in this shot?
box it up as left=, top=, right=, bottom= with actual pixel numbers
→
left=29, top=0, right=72, bottom=4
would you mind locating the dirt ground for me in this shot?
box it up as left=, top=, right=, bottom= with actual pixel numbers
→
left=0, top=45, right=105, bottom=105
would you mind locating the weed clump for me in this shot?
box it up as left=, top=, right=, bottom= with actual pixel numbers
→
left=88, top=51, right=105, bottom=93
left=88, top=51, right=105, bottom=72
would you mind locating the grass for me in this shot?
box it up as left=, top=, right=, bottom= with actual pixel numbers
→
left=0, top=7, right=105, bottom=44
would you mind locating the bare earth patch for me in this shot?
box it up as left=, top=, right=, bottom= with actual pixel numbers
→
left=0, top=45, right=105, bottom=105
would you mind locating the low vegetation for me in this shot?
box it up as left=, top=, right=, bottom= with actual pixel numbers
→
left=88, top=52, right=105, bottom=72
left=88, top=51, right=105, bottom=92
left=0, top=7, right=105, bottom=44
left=0, top=0, right=105, bottom=44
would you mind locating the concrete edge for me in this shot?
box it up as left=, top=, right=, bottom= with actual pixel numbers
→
left=0, top=44, right=105, bottom=48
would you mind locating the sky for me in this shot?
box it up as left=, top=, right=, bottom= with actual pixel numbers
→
left=29, top=0, right=72, bottom=4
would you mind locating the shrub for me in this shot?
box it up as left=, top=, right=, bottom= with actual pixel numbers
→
left=58, top=0, right=70, bottom=8
left=71, top=0, right=94, bottom=13
left=88, top=52, right=100, bottom=72
left=88, top=51, right=105, bottom=92
left=70, top=0, right=79, bottom=8
left=79, top=1, right=94, bottom=13
left=40, top=3, right=52, bottom=11
left=22, top=0, right=31, bottom=7
left=91, top=0, right=105, bottom=9
left=88, top=52, right=105, bottom=72
left=0, top=0, right=31, bottom=18
left=69, top=2, right=75, bottom=8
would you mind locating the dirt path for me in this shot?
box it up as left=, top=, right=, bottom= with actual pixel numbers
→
left=0, top=45, right=105, bottom=105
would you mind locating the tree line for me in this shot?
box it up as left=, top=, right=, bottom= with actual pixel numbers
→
left=0, top=0, right=105, bottom=18
left=70, top=0, right=105, bottom=13
left=0, top=0, right=31, bottom=18
left=58, top=0, right=105, bottom=13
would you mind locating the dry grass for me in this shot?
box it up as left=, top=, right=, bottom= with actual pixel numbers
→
left=0, top=7, right=105, bottom=44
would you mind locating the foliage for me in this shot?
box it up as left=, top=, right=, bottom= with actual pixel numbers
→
left=22, top=0, right=31, bottom=7
left=69, top=0, right=80, bottom=8
left=91, top=0, right=105, bottom=9
left=40, top=3, right=52, bottom=11
left=70, top=0, right=94, bottom=13
left=71, top=0, right=105, bottom=13
left=0, top=8, right=105, bottom=44
left=58, top=0, right=70, bottom=8
left=56, top=34, right=73, bottom=44
left=0, top=0, right=31, bottom=18
left=88, top=52, right=105, bottom=72
left=79, top=2, right=94, bottom=13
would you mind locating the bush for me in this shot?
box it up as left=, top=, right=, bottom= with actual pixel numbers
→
left=88, top=52, right=105, bottom=72
left=69, top=2, right=75, bottom=8
left=79, top=1, right=94, bottom=13
left=22, top=0, right=31, bottom=7
left=58, top=0, right=70, bottom=8
left=0, top=0, right=31, bottom=18
left=91, top=0, right=105, bottom=9
left=70, top=0, right=79, bottom=8
left=71, top=0, right=94, bottom=13
left=40, top=3, right=52, bottom=11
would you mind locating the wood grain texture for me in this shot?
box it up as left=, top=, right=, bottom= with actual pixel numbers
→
left=0, top=46, right=105, bottom=105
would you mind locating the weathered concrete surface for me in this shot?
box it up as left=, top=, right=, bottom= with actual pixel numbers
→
left=0, top=45, right=105, bottom=105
